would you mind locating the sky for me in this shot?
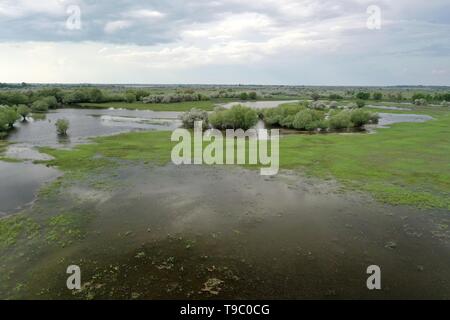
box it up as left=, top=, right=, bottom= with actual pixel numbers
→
left=0, top=0, right=449, bottom=85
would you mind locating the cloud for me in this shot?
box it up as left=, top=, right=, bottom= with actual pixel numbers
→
left=0, top=0, right=449, bottom=85
left=104, top=20, right=133, bottom=34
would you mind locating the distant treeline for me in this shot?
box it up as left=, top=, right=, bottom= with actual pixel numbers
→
left=0, top=86, right=449, bottom=114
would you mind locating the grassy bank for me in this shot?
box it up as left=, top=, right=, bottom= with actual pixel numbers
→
left=39, top=107, right=450, bottom=210
left=78, top=101, right=216, bottom=111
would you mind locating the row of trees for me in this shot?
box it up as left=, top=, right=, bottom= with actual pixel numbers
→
left=180, top=103, right=378, bottom=133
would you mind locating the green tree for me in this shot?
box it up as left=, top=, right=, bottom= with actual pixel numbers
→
left=373, top=92, right=382, bottom=101
left=17, top=104, right=31, bottom=121
left=239, top=92, right=248, bottom=100
left=356, top=92, right=370, bottom=100
left=31, top=99, right=50, bottom=112
left=55, top=119, right=70, bottom=135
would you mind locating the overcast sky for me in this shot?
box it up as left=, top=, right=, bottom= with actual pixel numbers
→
left=0, top=0, right=449, bottom=85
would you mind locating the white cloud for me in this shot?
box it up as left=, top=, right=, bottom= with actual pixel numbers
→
left=104, top=20, right=133, bottom=34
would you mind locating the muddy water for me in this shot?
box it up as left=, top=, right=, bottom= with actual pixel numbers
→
left=0, top=161, right=60, bottom=215
left=0, top=108, right=180, bottom=214
left=2, top=165, right=448, bottom=299
left=8, top=108, right=181, bottom=147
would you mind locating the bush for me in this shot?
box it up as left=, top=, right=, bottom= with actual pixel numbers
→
left=55, top=119, right=69, bottom=135
left=329, top=101, right=338, bottom=109
left=31, top=99, right=50, bottom=112
left=0, top=106, right=20, bottom=128
left=310, top=101, right=327, bottom=110
left=356, top=92, right=370, bottom=100
left=209, top=105, right=258, bottom=130
left=414, top=98, right=427, bottom=106
left=262, top=104, right=305, bottom=126
left=292, top=109, right=326, bottom=131
left=356, top=99, right=366, bottom=108
left=239, top=92, right=248, bottom=100
left=373, top=92, right=383, bottom=100
left=17, top=104, right=31, bottom=120
left=248, top=92, right=257, bottom=100
left=328, top=111, right=353, bottom=130
left=179, top=108, right=209, bottom=129
left=349, top=109, right=372, bottom=127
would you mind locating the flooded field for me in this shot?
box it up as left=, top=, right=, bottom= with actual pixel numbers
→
left=1, top=165, right=448, bottom=299
left=7, top=108, right=181, bottom=147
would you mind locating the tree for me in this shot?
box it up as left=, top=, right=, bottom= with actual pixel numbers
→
left=373, top=92, right=382, bottom=101
left=356, top=92, right=370, bottom=100
left=239, top=92, right=248, bottom=100
left=180, top=108, right=209, bottom=129
left=55, top=119, right=70, bottom=135
left=356, top=99, right=366, bottom=108
left=248, top=92, right=257, bottom=100
left=31, top=99, right=50, bottom=112
left=311, top=93, right=320, bottom=101
left=17, top=104, right=31, bottom=121
left=0, top=106, right=20, bottom=128
left=125, top=92, right=137, bottom=103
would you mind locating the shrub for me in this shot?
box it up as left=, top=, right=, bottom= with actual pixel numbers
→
left=356, top=99, right=366, bottom=108
left=0, top=106, right=20, bottom=128
left=31, top=99, right=50, bottom=112
left=311, top=93, right=320, bottom=101
left=292, top=109, right=326, bottom=131
left=262, top=104, right=305, bottom=126
left=373, top=92, right=383, bottom=100
left=209, top=105, right=258, bottom=130
left=328, top=111, right=353, bottom=130
left=356, top=92, right=370, bottom=100
left=248, top=91, right=257, bottom=100
left=310, top=101, right=327, bottom=110
left=125, top=92, right=137, bottom=103
left=239, top=92, right=248, bottom=100
left=349, top=109, right=372, bottom=127
left=414, top=98, right=427, bottom=106
left=55, top=119, right=70, bottom=135
left=179, top=108, right=209, bottom=129
left=329, top=101, right=338, bottom=109
left=17, top=104, right=31, bottom=120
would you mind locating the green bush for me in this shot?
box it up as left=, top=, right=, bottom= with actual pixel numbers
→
left=179, top=108, right=209, bottom=129
left=209, top=104, right=258, bottom=130
left=55, top=119, right=70, bottom=135
left=328, top=111, right=353, bottom=130
left=262, top=104, right=305, bottom=126
left=17, top=104, right=31, bottom=120
left=31, top=99, right=50, bottom=112
left=292, top=109, right=326, bottom=131
left=356, top=92, right=370, bottom=100
left=356, top=99, right=366, bottom=108
left=349, top=109, right=372, bottom=127
left=0, top=106, right=20, bottom=128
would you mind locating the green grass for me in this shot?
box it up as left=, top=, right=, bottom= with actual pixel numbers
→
left=279, top=112, right=450, bottom=209
left=39, top=107, right=450, bottom=210
left=0, top=215, right=40, bottom=248
left=78, top=100, right=216, bottom=112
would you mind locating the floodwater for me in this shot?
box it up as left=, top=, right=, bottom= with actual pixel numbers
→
left=0, top=161, right=60, bottom=216
left=377, top=113, right=434, bottom=126
left=0, top=108, right=180, bottom=214
left=0, top=107, right=434, bottom=216
left=7, top=108, right=181, bottom=147
left=1, top=165, right=448, bottom=299
left=219, top=100, right=299, bottom=109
